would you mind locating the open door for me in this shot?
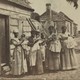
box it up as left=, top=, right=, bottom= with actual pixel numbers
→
left=0, top=15, right=9, bottom=75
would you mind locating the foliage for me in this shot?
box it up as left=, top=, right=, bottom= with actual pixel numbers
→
left=66, top=0, right=78, bottom=9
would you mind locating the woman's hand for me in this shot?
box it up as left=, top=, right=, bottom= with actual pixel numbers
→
left=60, top=37, right=68, bottom=40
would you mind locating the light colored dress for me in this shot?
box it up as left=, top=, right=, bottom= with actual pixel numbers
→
left=60, top=32, right=78, bottom=70
left=10, top=38, right=28, bottom=75
left=39, top=40, right=46, bottom=62
left=29, top=39, right=44, bottom=74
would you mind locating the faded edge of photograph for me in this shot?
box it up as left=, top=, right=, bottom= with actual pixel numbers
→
left=0, top=0, right=80, bottom=80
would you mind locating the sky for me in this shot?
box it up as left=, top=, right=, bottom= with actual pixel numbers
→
left=29, top=0, right=80, bottom=30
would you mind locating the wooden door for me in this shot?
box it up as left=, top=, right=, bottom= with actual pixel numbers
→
left=0, top=15, right=9, bottom=75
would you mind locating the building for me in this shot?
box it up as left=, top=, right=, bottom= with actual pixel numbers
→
left=40, top=3, right=78, bottom=36
left=0, top=0, right=34, bottom=74
left=59, top=12, right=78, bottom=36
left=73, top=23, right=78, bottom=36
left=40, top=3, right=63, bottom=36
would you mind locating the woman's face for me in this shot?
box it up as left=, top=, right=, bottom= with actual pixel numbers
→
left=36, top=32, right=40, bottom=38
left=62, top=27, right=66, bottom=33
left=14, top=32, right=19, bottom=38
left=31, top=33, right=36, bottom=38
left=49, top=28, right=56, bottom=34
left=21, top=34, right=25, bottom=40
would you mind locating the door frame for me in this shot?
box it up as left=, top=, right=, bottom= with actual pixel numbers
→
left=0, top=14, right=10, bottom=75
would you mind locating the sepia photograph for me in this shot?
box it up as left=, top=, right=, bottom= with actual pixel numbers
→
left=0, top=0, right=80, bottom=80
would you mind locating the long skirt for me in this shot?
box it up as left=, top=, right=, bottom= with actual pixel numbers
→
left=36, top=50, right=44, bottom=74
left=29, top=50, right=44, bottom=75
left=11, top=47, right=28, bottom=75
left=48, top=50, right=60, bottom=71
left=45, top=48, right=49, bottom=69
left=60, top=48, right=78, bottom=70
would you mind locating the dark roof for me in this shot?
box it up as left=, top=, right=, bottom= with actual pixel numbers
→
left=31, top=12, right=40, bottom=22
left=59, top=12, right=73, bottom=22
left=40, top=10, right=63, bottom=22
left=40, top=10, right=57, bottom=17
left=7, top=0, right=34, bottom=11
left=73, top=23, right=78, bottom=25
left=40, top=10, right=74, bottom=22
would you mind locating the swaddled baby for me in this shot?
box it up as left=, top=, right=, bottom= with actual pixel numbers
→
left=67, top=35, right=77, bottom=48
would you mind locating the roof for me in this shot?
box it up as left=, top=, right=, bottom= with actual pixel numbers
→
left=73, top=23, right=78, bottom=25
left=40, top=10, right=64, bottom=22
left=40, top=10, right=74, bottom=22
left=40, top=10, right=57, bottom=17
left=31, top=12, right=40, bottom=22
left=59, top=12, right=73, bottom=22
left=6, top=0, right=34, bottom=11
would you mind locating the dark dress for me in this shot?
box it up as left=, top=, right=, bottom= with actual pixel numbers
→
left=36, top=50, right=44, bottom=74
left=46, top=33, right=61, bottom=71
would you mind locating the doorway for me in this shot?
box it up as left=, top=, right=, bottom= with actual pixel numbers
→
left=0, top=15, right=10, bottom=74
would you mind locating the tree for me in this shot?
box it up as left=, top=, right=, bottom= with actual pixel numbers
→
left=66, top=0, right=78, bottom=9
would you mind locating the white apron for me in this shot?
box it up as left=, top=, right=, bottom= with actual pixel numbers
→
left=49, top=40, right=61, bottom=53
left=29, top=40, right=42, bottom=66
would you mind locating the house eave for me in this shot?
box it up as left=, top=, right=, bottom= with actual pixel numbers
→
left=0, top=0, right=34, bottom=12
left=8, top=0, right=34, bottom=11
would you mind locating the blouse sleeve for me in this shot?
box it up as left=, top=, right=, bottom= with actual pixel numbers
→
left=58, top=33, right=62, bottom=39
left=11, top=39, right=18, bottom=45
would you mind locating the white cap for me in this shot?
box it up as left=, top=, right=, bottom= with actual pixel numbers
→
left=13, top=28, right=19, bottom=33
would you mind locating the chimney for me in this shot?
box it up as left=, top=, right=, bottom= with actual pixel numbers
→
left=46, top=3, right=51, bottom=11
left=46, top=3, right=52, bottom=22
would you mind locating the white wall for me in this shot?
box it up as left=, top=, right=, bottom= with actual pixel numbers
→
left=0, top=2, right=31, bottom=17
left=0, top=2, right=33, bottom=38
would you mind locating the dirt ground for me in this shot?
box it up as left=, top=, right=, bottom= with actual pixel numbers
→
left=0, top=37, right=80, bottom=80
left=22, top=52, right=80, bottom=80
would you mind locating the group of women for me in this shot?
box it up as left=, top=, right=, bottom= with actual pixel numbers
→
left=10, top=25, right=78, bottom=76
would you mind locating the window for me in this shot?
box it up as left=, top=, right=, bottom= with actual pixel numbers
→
left=65, top=21, right=70, bottom=33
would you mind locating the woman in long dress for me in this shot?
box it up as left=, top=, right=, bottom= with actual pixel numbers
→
left=20, top=34, right=30, bottom=74
left=46, top=26, right=61, bottom=71
left=28, top=30, right=44, bottom=75
left=10, top=29, right=28, bottom=76
left=60, top=26, right=78, bottom=70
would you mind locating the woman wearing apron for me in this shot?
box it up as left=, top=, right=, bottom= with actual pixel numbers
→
left=47, top=26, right=61, bottom=72
left=28, top=30, right=44, bottom=75
left=10, top=29, right=28, bottom=76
